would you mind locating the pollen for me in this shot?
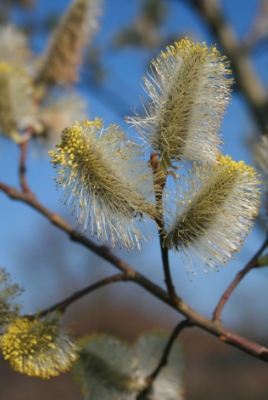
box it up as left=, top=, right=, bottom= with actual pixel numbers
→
left=1, top=317, right=77, bottom=379
left=49, top=119, right=161, bottom=249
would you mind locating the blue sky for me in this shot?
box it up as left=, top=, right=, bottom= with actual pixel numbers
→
left=1, top=0, right=268, bottom=332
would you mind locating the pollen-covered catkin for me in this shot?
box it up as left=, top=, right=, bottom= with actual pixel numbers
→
left=49, top=119, right=160, bottom=249
left=1, top=316, right=77, bottom=378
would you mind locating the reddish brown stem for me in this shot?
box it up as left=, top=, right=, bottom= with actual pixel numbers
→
left=146, top=319, right=190, bottom=384
left=137, top=320, right=190, bottom=399
left=27, top=273, right=129, bottom=319
left=150, top=152, right=177, bottom=303
left=2, top=183, right=268, bottom=363
left=160, top=244, right=177, bottom=303
left=19, top=139, right=30, bottom=193
left=213, top=234, right=268, bottom=321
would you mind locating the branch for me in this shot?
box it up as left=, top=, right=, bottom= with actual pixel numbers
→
left=19, top=139, right=30, bottom=193
left=150, top=152, right=177, bottom=303
left=137, top=319, right=190, bottom=399
left=160, top=244, right=177, bottom=302
left=28, top=273, right=129, bottom=319
left=213, top=233, right=268, bottom=321
left=2, top=182, right=268, bottom=363
left=147, top=319, right=190, bottom=382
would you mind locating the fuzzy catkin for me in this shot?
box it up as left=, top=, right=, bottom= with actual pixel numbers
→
left=128, top=38, right=232, bottom=168
left=49, top=119, right=160, bottom=249
left=164, top=155, right=261, bottom=273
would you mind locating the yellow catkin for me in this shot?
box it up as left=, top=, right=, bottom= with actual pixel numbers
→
left=49, top=119, right=161, bottom=249
left=1, top=317, right=77, bottom=379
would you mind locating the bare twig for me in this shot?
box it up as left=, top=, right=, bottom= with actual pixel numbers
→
left=1, top=182, right=268, bottom=362
left=147, top=319, right=190, bottom=383
left=213, top=233, right=268, bottom=322
left=27, top=273, right=129, bottom=319
left=150, top=152, right=177, bottom=303
left=19, top=139, right=30, bottom=193
left=137, top=320, right=190, bottom=399
left=160, top=244, right=177, bottom=302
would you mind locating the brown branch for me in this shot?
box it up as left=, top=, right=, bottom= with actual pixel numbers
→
left=213, top=233, right=268, bottom=322
left=146, top=319, right=190, bottom=383
left=137, top=320, right=190, bottom=398
left=27, top=273, right=129, bottom=319
left=150, top=152, right=177, bottom=303
left=160, top=244, right=177, bottom=302
left=19, top=139, right=31, bottom=193
left=1, top=182, right=268, bottom=362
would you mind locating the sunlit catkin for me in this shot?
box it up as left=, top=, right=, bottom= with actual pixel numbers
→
left=128, top=38, right=232, bottom=169
left=49, top=119, right=159, bottom=249
left=164, top=155, right=261, bottom=273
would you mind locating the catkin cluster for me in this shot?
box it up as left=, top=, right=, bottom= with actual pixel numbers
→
left=50, top=38, right=261, bottom=273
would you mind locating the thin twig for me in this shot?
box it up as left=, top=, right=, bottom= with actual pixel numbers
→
left=137, top=320, right=190, bottom=399
left=1, top=182, right=268, bottom=362
left=159, top=242, right=177, bottom=302
left=146, top=319, right=190, bottom=383
left=150, top=152, right=177, bottom=303
left=213, top=233, right=268, bottom=322
left=19, top=139, right=30, bottom=193
left=27, top=273, right=129, bottom=319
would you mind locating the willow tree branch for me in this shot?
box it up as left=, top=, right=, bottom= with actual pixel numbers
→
left=190, top=0, right=268, bottom=132
left=150, top=152, right=177, bottom=303
left=19, top=139, right=30, bottom=193
left=213, top=233, right=268, bottom=322
left=146, top=319, right=190, bottom=383
left=159, top=243, right=177, bottom=302
left=28, top=273, right=129, bottom=319
left=1, top=182, right=268, bottom=362
left=137, top=319, right=190, bottom=399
